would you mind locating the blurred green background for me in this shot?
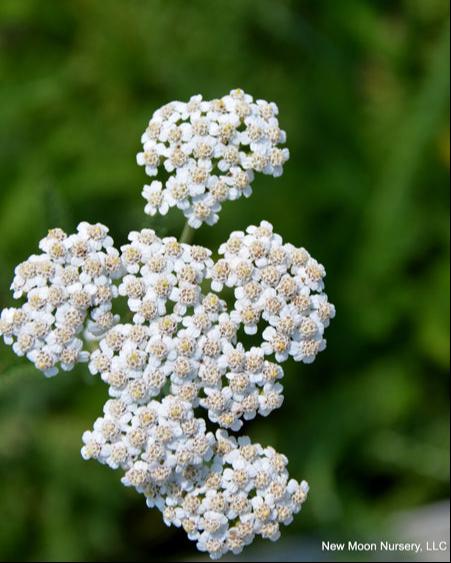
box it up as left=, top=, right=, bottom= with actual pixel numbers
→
left=0, top=1, right=449, bottom=561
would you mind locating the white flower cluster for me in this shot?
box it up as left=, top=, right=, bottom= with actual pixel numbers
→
left=138, top=89, right=289, bottom=228
left=0, top=223, right=123, bottom=376
left=0, top=91, right=337, bottom=561
left=215, top=221, right=336, bottom=366
left=78, top=223, right=333, bottom=558
left=83, top=408, right=309, bottom=560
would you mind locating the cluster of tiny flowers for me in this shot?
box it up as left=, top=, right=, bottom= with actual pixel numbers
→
left=138, top=89, right=289, bottom=228
left=78, top=223, right=332, bottom=558
left=82, top=394, right=308, bottom=560
left=215, top=221, right=336, bottom=366
left=160, top=433, right=309, bottom=560
left=0, top=91, right=336, bottom=560
left=0, top=223, right=123, bottom=376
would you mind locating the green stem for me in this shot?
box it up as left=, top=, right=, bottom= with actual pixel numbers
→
left=180, top=222, right=195, bottom=245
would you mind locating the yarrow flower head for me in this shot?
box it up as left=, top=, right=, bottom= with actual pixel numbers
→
left=138, top=89, right=289, bottom=228
left=0, top=91, right=335, bottom=560
left=0, top=223, right=122, bottom=376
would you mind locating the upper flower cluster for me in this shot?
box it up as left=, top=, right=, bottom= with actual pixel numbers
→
left=138, top=89, right=289, bottom=228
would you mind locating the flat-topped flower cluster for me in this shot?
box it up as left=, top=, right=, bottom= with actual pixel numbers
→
left=0, top=223, right=122, bottom=377
left=138, top=89, right=289, bottom=228
left=0, top=91, right=335, bottom=560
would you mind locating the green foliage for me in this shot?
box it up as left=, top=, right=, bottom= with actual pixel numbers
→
left=0, top=1, right=449, bottom=561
